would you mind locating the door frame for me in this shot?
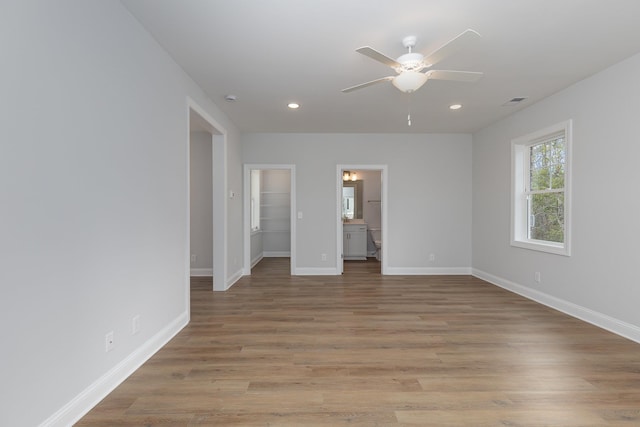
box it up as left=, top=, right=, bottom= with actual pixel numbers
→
left=243, top=164, right=296, bottom=276
left=187, top=97, right=227, bottom=293
left=336, top=164, right=388, bottom=275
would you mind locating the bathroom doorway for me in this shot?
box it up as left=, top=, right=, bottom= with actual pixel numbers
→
left=336, top=165, right=388, bottom=275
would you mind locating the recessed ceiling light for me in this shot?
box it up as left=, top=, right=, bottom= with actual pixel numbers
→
left=224, top=94, right=237, bottom=102
left=449, top=104, right=462, bottom=110
left=287, top=102, right=300, bottom=109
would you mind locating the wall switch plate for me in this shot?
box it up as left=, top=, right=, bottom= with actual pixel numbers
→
left=429, top=253, right=435, bottom=262
left=105, top=331, right=114, bottom=352
left=321, top=253, right=327, bottom=261
left=297, top=211, right=303, bottom=219
left=190, top=254, right=197, bottom=264
left=534, top=271, right=541, bottom=283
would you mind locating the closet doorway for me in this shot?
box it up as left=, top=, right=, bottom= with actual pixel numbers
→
left=336, top=165, right=388, bottom=275
left=243, top=165, right=296, bottom=275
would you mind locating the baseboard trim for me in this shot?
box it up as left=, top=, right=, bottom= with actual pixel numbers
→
left=386, top=267, right=472, bottom=275
left=225, top=268, right=244, bottom=290
left=190, top=268, right=213, bottom=276
left=473, top=268, right=640, bottom=344
left=40, top=311, right=189, bottom=427
left=251, top=254, right=263, bottom=269
left=263, top=251, right=290, bottom=257
left=295, top=267, right=339, bottom=276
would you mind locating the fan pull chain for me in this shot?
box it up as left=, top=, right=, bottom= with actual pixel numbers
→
left=407, top=94, right=412, bottom=126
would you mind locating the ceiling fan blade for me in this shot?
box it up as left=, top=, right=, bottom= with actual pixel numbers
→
left=425, top=70, right=483, bottom=82
left=341, top=76, right=394, bottom=93
left=356, top=47, right=401, bottom=68
left=423, top=29, right=481, bottom=66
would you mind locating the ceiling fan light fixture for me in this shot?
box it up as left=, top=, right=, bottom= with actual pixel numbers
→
left=343, top=30, right=482, bottom=96
left=395, top=52, right=425, bottom=72
left=392, top=71, right=428, bottom=93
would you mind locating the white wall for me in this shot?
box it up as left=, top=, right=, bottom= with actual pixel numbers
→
left=242, top=133, right=472, bottom=273
left=356, top=170, right=382, bottom=230
left=226, top=126, right=244, bottom=280
left=0, top=1, right=242, bottom=425
left=250, top=230, right=264, bottom=266
left=472, top=52, right=640, bottom=340
left=190, top=131, right=213, bottom=272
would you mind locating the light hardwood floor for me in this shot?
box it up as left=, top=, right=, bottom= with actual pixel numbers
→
left=77, top=258, right=640, bottom=426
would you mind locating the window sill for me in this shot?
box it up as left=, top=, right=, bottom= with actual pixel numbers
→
left=250, top=229, right=262, bottom=236
left=511, top=239, right=570, bottom=256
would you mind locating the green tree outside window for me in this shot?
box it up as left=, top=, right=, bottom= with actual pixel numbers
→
left=528, top=137, right=565, bottom=242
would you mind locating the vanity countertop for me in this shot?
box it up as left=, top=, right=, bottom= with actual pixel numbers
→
left=343, top=219, right=366, bottom=224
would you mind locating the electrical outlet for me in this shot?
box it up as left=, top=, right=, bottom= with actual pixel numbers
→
left=321, top=253, right=327, bottom=261
left=105, top=331, right=114, bottom=352
left=132, top=315, right=141, bottom=335
left=534, top=271, right=541, bottom=283
left=190, top=254, right=197, bottom=265
left=429, top=253, right=435, bottom=262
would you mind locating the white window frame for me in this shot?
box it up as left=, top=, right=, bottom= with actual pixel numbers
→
left=511, top=120, right=572, bottom=256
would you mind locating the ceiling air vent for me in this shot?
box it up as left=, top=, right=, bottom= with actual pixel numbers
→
left=502, top=97, right=528, bottom=106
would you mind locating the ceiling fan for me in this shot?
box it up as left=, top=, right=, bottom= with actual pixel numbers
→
left=342, top=29, right=483, bottom=94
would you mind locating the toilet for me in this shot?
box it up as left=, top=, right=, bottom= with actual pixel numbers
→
left=368, top=228, right=382, bottom=261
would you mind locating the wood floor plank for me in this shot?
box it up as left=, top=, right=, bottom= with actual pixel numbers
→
left=395, top=408, right=603, bottom=426
left=76, top=258, right=640, bottom=426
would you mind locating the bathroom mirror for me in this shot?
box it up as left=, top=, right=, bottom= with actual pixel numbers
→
left=342, top=180, right=363, bottom=219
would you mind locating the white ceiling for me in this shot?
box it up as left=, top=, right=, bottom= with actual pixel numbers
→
left=121, top=0, right=640, bottom=134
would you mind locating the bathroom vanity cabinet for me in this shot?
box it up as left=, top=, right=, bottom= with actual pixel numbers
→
left=343, top=223, right=367, bottom=260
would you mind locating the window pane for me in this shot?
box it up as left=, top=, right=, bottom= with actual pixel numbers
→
left=528, top=192, right=564, bottom=242
left=549, top=137, right=565, bottom=189
left=529, top=137, right=565, bottom=191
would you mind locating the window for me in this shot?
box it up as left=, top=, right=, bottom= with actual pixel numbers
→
left=511, top=120, right=572, bottom=255
left=250, top=169, right=261, bottom=232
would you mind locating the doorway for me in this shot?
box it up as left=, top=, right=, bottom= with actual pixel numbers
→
left=243, top=164, right=296, bottom=276
left=188, top=99, right=227, bottom=295
left=337, top=165, right=388, bottom=275
left=189, top=129, right=213, bottom=277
